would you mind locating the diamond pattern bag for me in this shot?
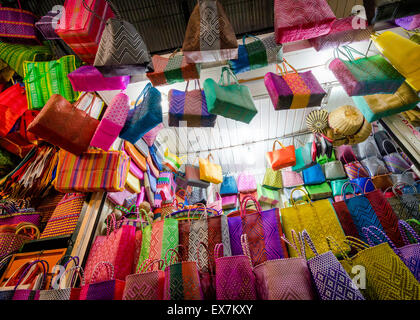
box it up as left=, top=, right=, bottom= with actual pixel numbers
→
left=182, top=0, right=238, bottom=63
left=274, top=0, right=336, bottom=43
left=280, top=187, right=349, bottom=259
left=301, top=231, right=365, bottom=300
left=340, top=236, right=420, bottom=300
left=214, top=237, right=257, bottom=300
left=253, top=230, right=316, bottom=300
left=262, top=167, right=283, bottom=190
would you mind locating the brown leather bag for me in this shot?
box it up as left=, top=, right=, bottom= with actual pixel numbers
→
left=182, top=0, right=238, bottom=63
left=27, top=93, right=99, bottom=155
left=124, top=141, right=147, bottom=172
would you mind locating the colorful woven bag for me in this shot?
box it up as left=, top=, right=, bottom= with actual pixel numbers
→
left=302, top=231, right=365, bottom=300
left=214, top=237, right=257, bottom=300
left=0, top=84, right=28, bottom=138
left=220, top=175, right=238, bottom=195
left=143, top=124, right=164, bottom=147
left=227, top=196, right=288, bottom=266
left=199, top=154, right=223, bottom=184
left=257, top=184, right=280, bottom=205
left=40, top=193, right=86, bottom=239
left=54, top=149, right=130, bottom=193
left=329, top=46, right=405, bottom=97
left=265, top=60, right=326, bottom=110
left=237, top=172, right=257, bottom=193
left=146, top=51, right=201, bottom=86
left=168, top=80, right=217, bottom=127
left=280, top=187, right=349, bottom=259
left=340, top=237, right=420, bottom=300
left=163, top=148, right=186, bottom=173
left=0, top=4, right=40, bottom=45
left=154, top=172, right=176, bottom=208
left=274, top=0, right=336, bottom=43
left=0, top=42, right=52, bottom=78
left=203, top=66, right=257, bottom=124
left=23, top=55, right=80, bottom=110
left=262, top=167, right=283, bottom=190
left=119, top=83, right=163, bottom=144
left=266, top=140, right=296, bottom=170
left=281, top=169, right=304, bottom=188
left=0, top=223, right=39, bottom=259
left=35, top=10, right=61, bottom=40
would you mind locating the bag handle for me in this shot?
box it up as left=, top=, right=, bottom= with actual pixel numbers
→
left=82, top=0, right=122, bottom=21
left=300, top=230, right=319, bottom=259
left=281, top=230, right=304, bottom=258
left=59, top=265, right=85, bottom=289
left=142, top=259, right=164, bottom=273
left=272, top=139, right=286, bottom=151
left=341, top=181, right=364, bottom=199
left=289, top=187, right=312, bottom=208
left=134, top=83, right=153, bottom=108
left=218, top=66, right=239, bottom=86
left=276, top=58, right=298, bottom=76
left=392, top=182, right=417, bottom=196
left=382, top=139, right=398, bottom=157
left=398, top=220, right=420, bottom=245
left=91, top=262, right=114, bottom=282
left=240, top=234, right=253, bottom=268
left=196, top=242, right=214, bottom=274
left=242, top=34, right=261, bottom=46
left=13, top=259, right=49, bottom=291
left=15, top=223, right=40, bottom=239
left=105, top=212, right=117, bottom=237
left=164, top=245, right=183, bottom=266
left=374, top=164, right=389, bottom=177
left=343, top=236, right=370, bottom=253
left=239, top=195, right=262, bottom=218
left=214, top=243, right=223, bottom=260
left=73, top=92, right=98, bottom=117
left=362, top=226, right=397, bottom=251
left=185, top=80, right=202, bottom=93
left=326, top=236, right=351, bottom=263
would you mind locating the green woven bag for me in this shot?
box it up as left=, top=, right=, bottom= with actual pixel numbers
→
left=0, top=41, right=52, bottom=78
left=262, top=167, right=283, bottom=190
left=23, top=55, right=79, bottom=110
left=203, top=66, right=257, bottom=124
left=305, top=182, right=332, bottom=200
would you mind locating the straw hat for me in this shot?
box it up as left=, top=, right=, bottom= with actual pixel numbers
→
left=347, top=119, right=372, bottom=145
left=328, top=105, right=364, bottom=136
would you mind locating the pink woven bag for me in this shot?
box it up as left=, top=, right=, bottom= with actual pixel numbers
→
left=143, top=123, right=164, bottom=147
left=90, top=92, right=130, bottom=151
left=253, top=230, right=316, bottom=300
left=281, top=169, right=304, bottom=188
left=237, top=172, right=257, bottom=193
left=214, top=235, right=257, bottom=300
left=274, top=0, right=336, bottom=43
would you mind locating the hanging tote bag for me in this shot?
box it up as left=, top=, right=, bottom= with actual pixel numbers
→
left=203, top=66, right=257, bottom=124
left=168, top=80, right=217, bottom=128
left=302, top=163, right=326, bottom=185
left=257, top=184, right=280, bottom=205
left=354, top=136, right=381, bottom=161
left=40, top=193, right=86, bottom=239
left=382, top=140, right=411, bottom=174
left=280, top=187, right=349, bottom=259
left=163, top=247, right=203, bottom=300
left=229, top=34, right=283, bottom=74
left=199, top=154, right=223, bottom=184
left=274, top=0, right=336, bottom=43
left=309, top=16, right=373, bottom=51
left=35, top=10, right=61, bottom=41
left=264, top=60, right=326, bottom=110
left=253, top=230, right=316, bottom=300
left=120, top=83, right=163, bottom=144
left=80, top=262, right=125, bottom=300
left=124, top=141, right=147, bottom=172
left=342, top=153, right=369, bottom=180
left=266, top=140, right=296, bottom=171
left=54, top=149, right=130, bottom=193
left=227, top=196, right=288, bottom=266
left=328, top=46, right=405, bottom=97
left=237, top=172, right=257, bottom=193
left=262, top=167, right=283, bottom=190
left=372, top=31, right=420, bottom=92
left=340, top=237, right=420, bottom=300
left=143, top=124, right=164, bottom=147
left=0, top=3, right=40, bottom=45
left=27, top=93, right=100, bottom=156
left=93, top=4, right=153, bottom=76
left=90, top=92, right=130, bottom=151
left=361, top=158, right=388, bottom=177
left=220, top=175, right=238, bottom=195
left=23, top=55, right=80, bottom=110
left=146, top=50, right=201, bottom=86
left=353, top=82, right=420, bottom=122
left=185, top=164, right=210, bottom=188
left=182, top=0, right=238, bottom=63
left=322, top=160, right=346, bottom=180
left=122, top=259, right=165, bottom=300
left=83, top=215, right=136, bottom=284
left=56, top=0, right=114, bottom=64
left=0, top=84, right=28, bottom=138
left=214, top=238, right=257, bottom=300
left=281, top=169, right=304, bottom=188
left=301, top=232, right=365, bottom=300
left=68, top=66, right=130, bottom=92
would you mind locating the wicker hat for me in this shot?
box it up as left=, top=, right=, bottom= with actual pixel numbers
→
left=347, top=119, right=372, bottom=145
left=325, top=128, right=348, bottom=147
left=328, top=105, right=364, bottom=136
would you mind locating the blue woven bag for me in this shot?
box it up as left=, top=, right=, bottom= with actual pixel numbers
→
left=220, top=175, right=238, bottom=195
left=120, top=82, right=163, bottom=144
left=302, top=163, right=326, bottom=185
left=228, top=45, right=250, bottom=74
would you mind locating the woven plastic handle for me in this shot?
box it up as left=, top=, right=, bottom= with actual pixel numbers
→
left=240, top=196, right=262, bottom=218
left=289, top=187, right=311, bottom=207
left=196, top=242, right=213, bottom=274
left=240, top=234, right=253, bottom=268
left=301, top=230, right=318, bottom=259
left=341, top=182, right=363, bottom=200
left=326, top=236, right=351, bottom=262
left=344, top=236, right=370, bottom=252
left=272, top=139, right=286, bottom=151
left=398, top=220, right=420, bottom=245
left=91, top=262, right=114, bottom=282
left=362, top=226, right=397, bottom=251
left=214, top=243, right=223, bottom=260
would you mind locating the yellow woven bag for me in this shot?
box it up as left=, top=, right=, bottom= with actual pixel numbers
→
left=198, top=154, right=223, bottom=184
left=372, top=31, right=420, bottom=92
left=125, top=171, right=142, bottom=194
left=280, top=187, right=349, bottom=259
left=336, top=236, right=420, bottom=300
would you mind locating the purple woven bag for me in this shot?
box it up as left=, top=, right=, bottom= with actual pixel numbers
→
left=302, top=230, right=365, bottom=300
left=253, top=230, right=316, bottom=300
left=214, top=236, right=257, bottom=300
left=363, top=221, right=420, bottom=282
left=68, top=66, right=130, bottom=92
left=394, top=14, right=420, bottom=30
left=35, top=10, right=61, bottom=40
left=0, top=212, right=41, bottom=227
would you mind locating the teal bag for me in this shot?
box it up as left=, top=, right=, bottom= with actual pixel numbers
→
left=331, top=179, right=352, bottom=197
left=203, top=67, right=257, bottom=124
left=292, top=147, right=306, bottom=172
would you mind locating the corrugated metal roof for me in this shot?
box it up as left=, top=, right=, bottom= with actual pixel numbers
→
left=23, top=0, right=362, bottom=54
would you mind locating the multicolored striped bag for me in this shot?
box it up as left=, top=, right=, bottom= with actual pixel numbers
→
left=54, top=149, right=130, bottom=193
left=0, top=5, right=40, bottom=45
left=264, top=60, right=326, bottom=110
left=23, top=55, right=79, bottom=110
left=0, top=42, right=52, bottom=78
left=154, top=172, right=176, bottom=208
left=40, top=193, right=86, bottom=239
left=146, top=50, right=201, bottom=87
